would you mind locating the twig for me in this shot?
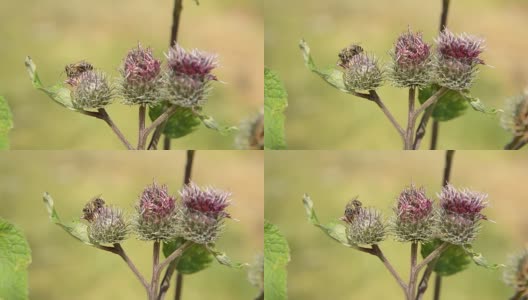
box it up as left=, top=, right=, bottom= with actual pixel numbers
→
left=415, top=257, right=440, bottom=300
left=414, top=242, right=450, bottom=274
left=411, top=87, right=448, bottom=124
left=151, top=241, right=161, bottom=296
left=368, top=90, right=406, bottom=142
left=96, top=244, right=149, bottom=291
left=80, top=109, right=135, bottom=150
left=412, top=105, right=434, bottom=150
left=371, top=245, right=408, bottom=292
left=433, top=273, right=442, bottom=300
left=408, top=242, right=419, bottom=298
left=139, top=105, right=179, bottom=149
left=405, top=88, right=416, bottom=149
left=155, top=241, right=193, bottom=280
left=138, top=105, right=146, bottom=149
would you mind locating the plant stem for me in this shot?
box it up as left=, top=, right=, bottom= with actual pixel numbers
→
left=410, top=87, right=448, bottom=149
left=164, top=136, right=172, bottom=150
left=80, top=109, right=135, bottom=150
left=139, top=105, right=179, bottom=149
left=415, top=257, right=440, bottom=300
left=405, top=88, right=416, bottom=149
left=433, top=273, right=442, bottom=300
left=408, top=242, right=418, bottom=299
left=411, top=87, right=448, bottom=124
left=368, top=90, right=406, bottom=144
left=155, top=241, right=193, bottom=282
left=138, top=105, right=146, bottom=149
left=413, top=106, right=434, bottom=150
left=174, top=273, right=184, bottom=300
left=505, top=135, right=527, bottom=150
left=151, top=240, right=161, bottom=297
left=414, top=242, right=449, bottom=272
left=370, top=245, right=408, bottom=293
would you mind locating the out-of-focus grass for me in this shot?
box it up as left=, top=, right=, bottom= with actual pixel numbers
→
left=265, top=150, right=528, bottom=299
left=0, top=150, right=263, bottom=300
left=264, top=0, right=528, bottom=149
left=0, top=0, right=262, bottom=149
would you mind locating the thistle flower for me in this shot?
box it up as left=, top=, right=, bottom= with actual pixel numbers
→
left=340, top=199, right=386, bottom=245
left=236, top=109, right=264, bottom=150
left=163, top=44, right=218, bottom=108
left=82, top=197, right=128, bottom=244
left=388, top=29, right=433, bottom=87
left=342, top=53, right=383, bottom=91
left=177, top=182, right=231, bottom=245
left=71, top=70, right=113, bottom=109
left=120, top=43, right=162, bottom=105
left=501, top=91, right=528, bottom=137
left=392, top=185, right=435, bottom=242
left=434, top=30, right=485, bottom=90
left=135, top=182, right=177, bottom=241
left=437, top=184, right=488, bottom=245
left=503, top=249, right=528, bottom=298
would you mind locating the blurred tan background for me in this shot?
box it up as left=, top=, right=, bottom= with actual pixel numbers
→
left=264, top=0, right=528, bottom=149
left=0, top=0, right=262, bottom=149
left=0, top=150, right=263, bottom=299
left=265, top=150, right=527, bottom=299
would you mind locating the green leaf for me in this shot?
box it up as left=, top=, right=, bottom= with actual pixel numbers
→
left=149, top=104, right=201, bottom=139
left=264, top=220, right=290, bottom=300
left=162, top=238, right=213, bottom=275
left=206, top=246, right=246, bottom=269
left=42, top=193, right=93, bottom=245
left=421, top=239, right=471, bottom=276
left=463, top=93, right=500, bottom=114
left=0, top=96, right=13, bottom=150
left=302, top=194, right=352, bottom=247
left=24, top=56, right=78, bottom=111
left=0, top=218, right=31, bottom=300
left=299, top=39, right=348, bottom=93
left=264, top=68, right=288, bottom=150
left=418, top=85, right=469, bottom=122
left=463, top=245, right=504, bottom=270
left=194, top=110, right=237, bottom=135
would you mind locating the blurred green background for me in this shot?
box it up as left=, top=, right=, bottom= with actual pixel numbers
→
left=264, top=0, right=528, bottom=149
left=0, top=150, right=263, bottom=299
left=0, top=0, right=262, bottom=149
left=265, top=150, right=528, bottom=299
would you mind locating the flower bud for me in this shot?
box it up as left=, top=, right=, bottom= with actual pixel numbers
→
left=163, top=44, right=218, bottom=108
left=342, top=53, right=383, bottom=91
left=135, top=182, right=177, bottom=241
left=341, top=199, right=386, bottom=245
left=177, top=182, right=231, bottom=245
left=71, top=70, right=113, bottom=109
left=434, top=30, right=485, bottom=90
left=82, top=197, right=128, bottom=244
left=388, top=29, right=433, bottom=87
left=120, top=43, right=162, bottom=105
left=503, top=249, right=528, bottom=297
left=437, top=184, right=488, bottom=245
left=392, top=185, right=435, bottom=242
left=501, top=91, right=528, bottom=137
left=236, top=109, right=264, bottom=150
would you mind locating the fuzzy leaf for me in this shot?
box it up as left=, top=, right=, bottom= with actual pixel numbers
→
left=463, top=94, right=500, bottom=114
left=418, top=85, right=469, bottom=122
left=207, top=246, right=246, bottom=269
left=421, top=239, right=471, bottom=276
left=149, top=104, right=201, bottom=139
left=162, top=238, right=213, bottom=275
left=194, top=111, right=237, bottom=135
left=0, top=96, right=13, bottom=149
left=264, top=220, right=290, bottom=300
left=42, top=193, right=93, bottom=245
left=302, top=194, right=352, bottom=247
left=464, top=245, right=504, bottom=269
left=0, top=218, right=31, bottom=300
left=264, top=68, right=288, bottom=149
left=24, top=56, right=78, bottom=111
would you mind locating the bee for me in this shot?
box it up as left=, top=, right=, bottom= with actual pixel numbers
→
left=341, top=196, right=363, bottom=223
left=65, top=61, right=93, bottom=79
left=337, top=44, right=363, bottom=68
left=82, top=196, right=105, bottom=222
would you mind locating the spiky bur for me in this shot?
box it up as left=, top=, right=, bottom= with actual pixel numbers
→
left=341, top=53, right=383, bottom=91
left=82, top=197, right=128, bottom=244
left=71, top=70, right=113, bottom=109
left=501, top=91, right=528, bottom=137
left=134, top=182, right=177, bottom=241
left=236, top=109, right=264, bottom=150
left=340, top=198, right=386, bottom=245
left=434, top=30, right=485, bottom=91
left=177, top=182, right=231, bottom=245
left=437, top=184, right=488, bottom=245
left=503, top=249, right=528, bottom=297
left=391, top=185, right=435, bottom=242
left=120, top=43, right=162, bottom=105
left=388, top=29, right=433, bottom=87
left=163, top=44, right=218, bottom=108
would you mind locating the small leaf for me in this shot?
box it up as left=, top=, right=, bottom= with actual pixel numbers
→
left=162, top=238, right=213, bottom=275
left=421, top=239, right=471, bottom=276
left=264, top=220, right=290, bottom=300
left=418, top=85, right=469, bottom=122
left=206, top=246, right=247, bottom=269
left=0, top=96, right=13, bottom=149
left=42, top=193, right=93, bottom=245
left=0, top=218, right=32, bottom=300
left=149, top=104, right=201, bottom=139
left=302, top=194, right=352, bottom=247
left=194, top=110, right=237, bottom=135
left=24, top=56, right=78, bottom=111
left=464, top=245, right=504, bottom=270
left=264, top=68, right=288, bottom=149
left=463, top=93, right=500, bottom=114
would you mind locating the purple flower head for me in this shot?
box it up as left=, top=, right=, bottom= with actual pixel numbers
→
left=439, top=184, right=488, bottom=220
left=123, top=43, right=161, bottom=84
left=436, top=30, right=485, bottom=64
left=396, top=185, right=433, bottom=223
left=180, top=182, right=231, bottom=219
left=139, top=182, right=176, bottom=221
left=166, top=44, right=218, bottom=81
left=394, top=29, right=431, bottom=66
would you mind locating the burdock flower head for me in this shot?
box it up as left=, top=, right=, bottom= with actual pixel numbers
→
left=341, top=52, right=383, bottom=91
left=501, top=91, right=528, bottom=138
left=434, top=30, right=485, bottom=90
left=177, top=182, right=231, bottom=245
left=392, top=184, right=435, bottom=242
left=340, top=198, right=386, bottom=245
left=120, top=43, right=162, bottom=105
left=437, top=184, right=488, bottom=245
left=135, top=182, right=177, bottom=241
left=163, top=44, right=218, bottom=108
left=71, top=70, right=113, bottom=109
left=82, top=197, right=128, bottom=244
left=389, top=29, right=433, bottom=87
left=503, top=249, right=528, bottom=298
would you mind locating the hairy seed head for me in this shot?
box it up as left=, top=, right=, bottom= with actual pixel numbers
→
left=72, top=70, right=113, bottom=109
